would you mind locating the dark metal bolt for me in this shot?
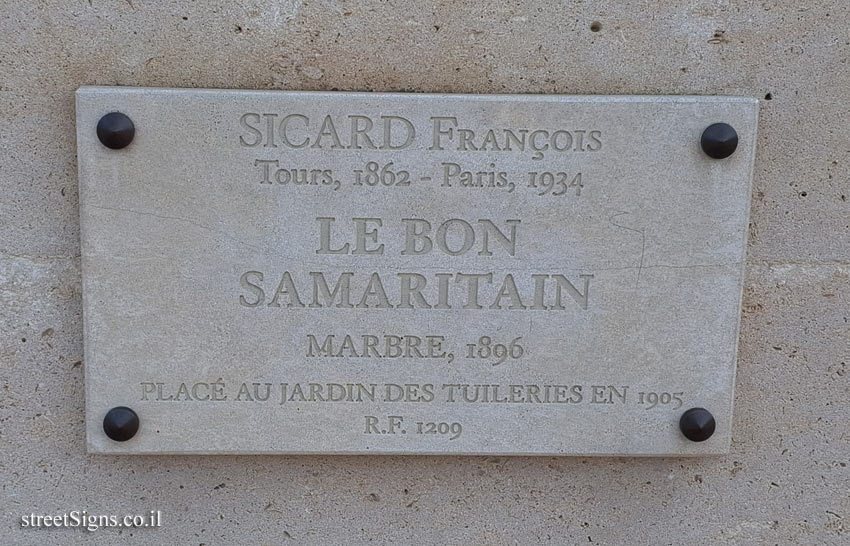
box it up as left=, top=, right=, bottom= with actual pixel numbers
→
left=96, top=112, right=135, bottom=149
left=679, top=407, right=716, bottom=442
left=103, top=406, right=140, bottom=442
left=700, top=122, right=738, bottom=159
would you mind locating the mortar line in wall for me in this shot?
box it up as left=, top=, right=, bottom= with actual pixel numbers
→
left=1, top=253, right=81, bottom=260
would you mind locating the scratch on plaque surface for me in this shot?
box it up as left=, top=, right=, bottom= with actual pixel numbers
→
left=85, top=204, right=263, bottom=252
left=609, top=211, right=646, bottom=287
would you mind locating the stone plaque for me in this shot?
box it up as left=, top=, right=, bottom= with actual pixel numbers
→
left=77, top=87, right=757, bottom=455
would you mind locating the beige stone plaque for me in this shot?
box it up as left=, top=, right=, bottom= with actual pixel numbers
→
left=77, top=87, right=757, bottom=455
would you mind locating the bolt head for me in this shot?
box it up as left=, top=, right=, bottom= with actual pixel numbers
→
left=97, top=112, right=135, bottom=149
left=679, top=407, right=716, bottom=442
left=103, top=406, right=139, bottom=442
left=700, top=122, right=738, bottom=159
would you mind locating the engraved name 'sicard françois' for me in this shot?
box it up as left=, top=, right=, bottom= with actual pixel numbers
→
left=139, top=110, right=688, bottom=441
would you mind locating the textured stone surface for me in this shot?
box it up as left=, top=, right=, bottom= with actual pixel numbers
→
left=77, top=88, right=755, bottom=455
left=1, top=0, right=849, bottom=543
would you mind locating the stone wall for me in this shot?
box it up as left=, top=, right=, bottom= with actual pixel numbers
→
left=2, top=1, right=848, bottom=544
